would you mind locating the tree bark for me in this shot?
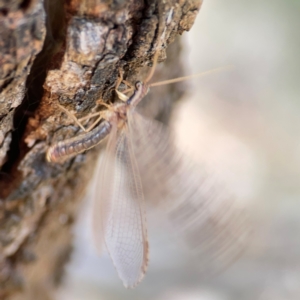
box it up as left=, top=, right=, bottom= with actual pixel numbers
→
left=0, top=0, right=202, bottom=298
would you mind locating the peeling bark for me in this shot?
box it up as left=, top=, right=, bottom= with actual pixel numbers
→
left=0, top=0, right=202, bottom=298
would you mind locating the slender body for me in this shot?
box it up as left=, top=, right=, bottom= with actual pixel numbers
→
left=46, top=120, right=112, bottom=163
left=46, top=82, right=148, bottom=164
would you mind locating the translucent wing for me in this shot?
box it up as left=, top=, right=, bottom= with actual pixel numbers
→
left=128, top=111, right=250, bottom=271
left=92, top=120, right=148, bottom=288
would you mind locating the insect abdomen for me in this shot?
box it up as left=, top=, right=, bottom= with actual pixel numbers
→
left=47, top=120, right=112, bottom=163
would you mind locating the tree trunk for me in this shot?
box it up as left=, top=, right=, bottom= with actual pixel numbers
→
left=0, top=0, right=202, bottom=298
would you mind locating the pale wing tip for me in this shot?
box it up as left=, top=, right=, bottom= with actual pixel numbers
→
left=123, top=271, right=146, bottom=289
left=120, top=243, right=149, bottom=289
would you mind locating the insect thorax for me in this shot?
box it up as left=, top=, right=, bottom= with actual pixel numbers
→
left=110, top=102, right=128, bottom=129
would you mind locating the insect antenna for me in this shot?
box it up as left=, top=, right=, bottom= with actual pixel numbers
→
left=149, top=65, right=233, bottom=87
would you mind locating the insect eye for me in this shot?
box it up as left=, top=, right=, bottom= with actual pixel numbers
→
left=135, top=81, right=142, bottom=89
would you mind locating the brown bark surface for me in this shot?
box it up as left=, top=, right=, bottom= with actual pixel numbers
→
left=0, top=0, right=202, bottom=298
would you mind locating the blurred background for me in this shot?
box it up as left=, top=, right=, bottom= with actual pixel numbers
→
left=56, top=0, right=300, bottom=299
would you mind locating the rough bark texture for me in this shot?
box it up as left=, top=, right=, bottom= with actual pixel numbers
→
left=0, top=0, right=202, bottom=298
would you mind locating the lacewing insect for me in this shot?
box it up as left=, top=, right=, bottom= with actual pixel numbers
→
left=46, top=49, right=248, bottom=288
left=46, top=61, right=248, bottom=287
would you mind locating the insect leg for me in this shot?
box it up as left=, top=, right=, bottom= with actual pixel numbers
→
left=115, top=68, right=135, bottom=102
left=57, top=104, right=87, bottom=132
left=85, top=111, right=106, bottom=133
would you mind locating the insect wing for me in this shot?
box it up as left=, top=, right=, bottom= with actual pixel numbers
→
left=92, top=120, right=148, bottom=288
left=92, top=121, right=117, bottom=253
left=129, top=111, right=250, bottom=271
